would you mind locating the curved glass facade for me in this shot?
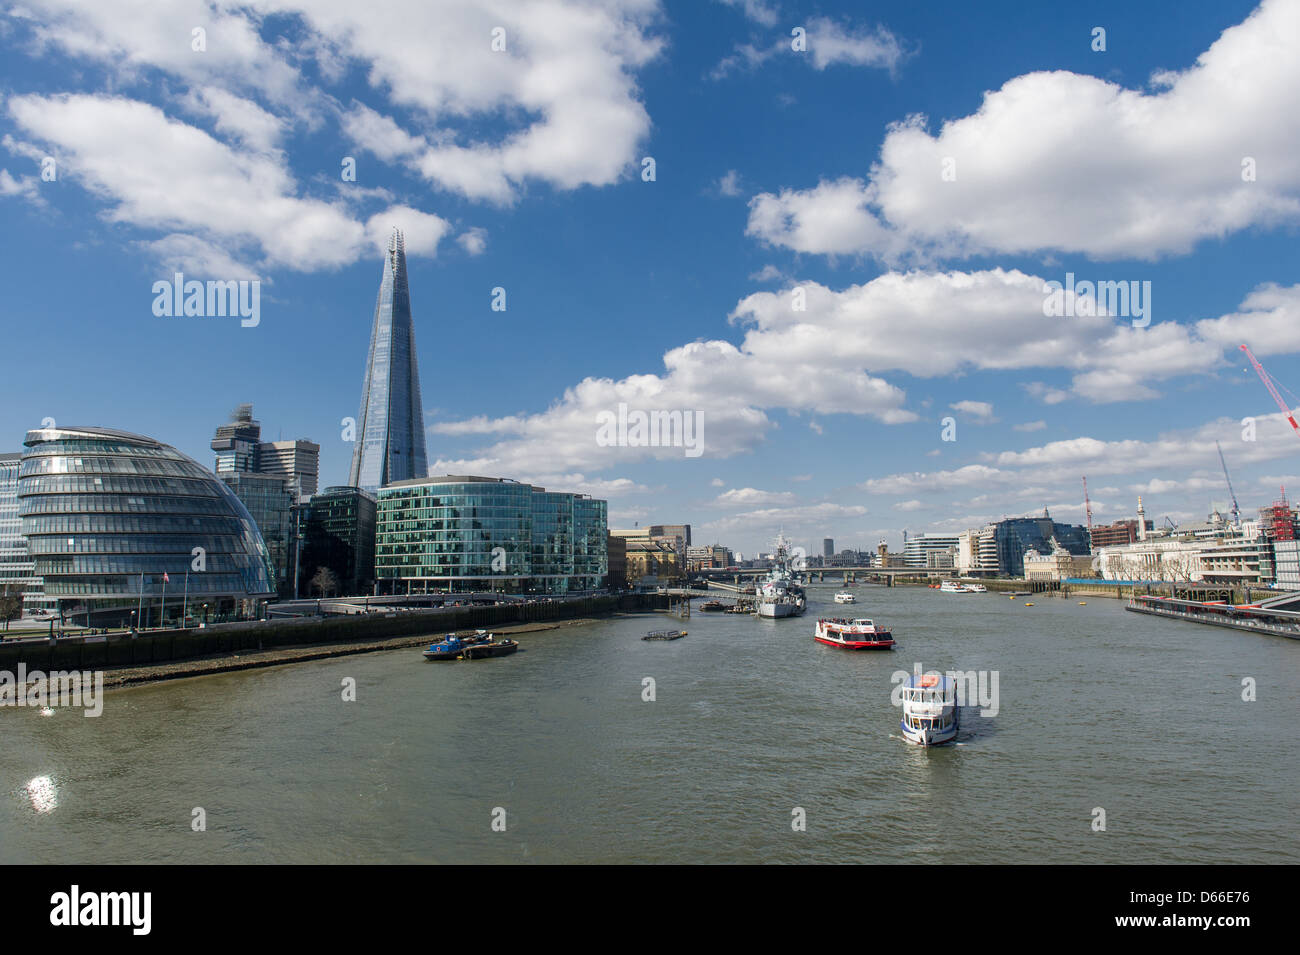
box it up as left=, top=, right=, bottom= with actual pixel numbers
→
left=376, top=476, right=607, bottom=594
left=18, top=426, right=275, bottom=618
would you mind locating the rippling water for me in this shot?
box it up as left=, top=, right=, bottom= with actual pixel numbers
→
left=2, top=583, right=1296, bottom=863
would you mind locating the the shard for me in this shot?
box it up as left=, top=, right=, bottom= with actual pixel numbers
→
left=348, top=229, right=429, bottom=491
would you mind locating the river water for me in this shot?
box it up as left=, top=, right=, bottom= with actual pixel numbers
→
left=2, top=583, right=1296, bottom=864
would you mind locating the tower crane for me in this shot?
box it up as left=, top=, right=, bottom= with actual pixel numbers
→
left=1081, top=476, right=1093, bottom=532
left=1215, top=441, right=1241, bottom=528
left=1241, top=344, right=1300, bottom=437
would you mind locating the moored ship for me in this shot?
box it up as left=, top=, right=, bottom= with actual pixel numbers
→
left=756, top=534, right=806, bottom=618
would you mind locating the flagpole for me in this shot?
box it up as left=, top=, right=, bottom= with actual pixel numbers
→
left=159, top=575, right=167, bottom=630
left=182, top=572, right=189, bottom=627
left=137, top=572, right=144, bottom=630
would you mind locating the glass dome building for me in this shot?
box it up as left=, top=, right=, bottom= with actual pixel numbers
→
left=18, top=426, right=275, bottom=625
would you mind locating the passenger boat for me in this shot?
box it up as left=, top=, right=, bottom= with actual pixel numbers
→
left=461, top=638, right=519, bottom=659
left=814, top=617, right=894, bottom=650
left=899, top=673, right=959, bottom=746
left=699, top=600, right=727, bottom=612
left=938, top=580, right=970, bottom=594
left=643, top=629, right=687, bottom=641
left=834, top=592, right=856, bottom=604
left=964, top=583, right=988, bottom=593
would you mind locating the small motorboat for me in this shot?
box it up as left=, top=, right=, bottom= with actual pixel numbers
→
left=643, top=629, right=687, bottom=641
left=834, top=592, right=856, bottom=604
left=461, top=638, right=519, bottom=659
left=423, top=634, right=467, bottom=661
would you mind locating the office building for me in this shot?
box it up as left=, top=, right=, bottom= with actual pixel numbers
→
left=257, top=439, right=320, bottom=497
left=375, top=476, right=606, bottom=594
left=348, top=229, right=429, bottom=491
left=301, top=486, right=376, bottom=597
left=993, top=511, right=1090, bottom=577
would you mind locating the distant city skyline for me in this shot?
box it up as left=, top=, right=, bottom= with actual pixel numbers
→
left=2, top=0, right=1299, bottom=558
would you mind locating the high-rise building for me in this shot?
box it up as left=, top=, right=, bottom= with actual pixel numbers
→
left=823, top=537, right=834, bottom=558
left=257, top=439, right=320, bottom=497
left=349, top=230, right=428, bottom=492
left=18, top=425, right=274, bottom=626
left=903, top=533, right=960, bottom=568
left=211, top=403, right=261, bottom=474
left=210, top=405, right=302, bottom=596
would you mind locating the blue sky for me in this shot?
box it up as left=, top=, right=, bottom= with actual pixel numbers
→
left=2, top=0, right=1299, bottom=557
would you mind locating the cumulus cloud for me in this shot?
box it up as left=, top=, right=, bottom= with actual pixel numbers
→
left=746, top=0, right=1300, bottom=262
left=950, top=400, right=995, bottom=422
left=5, top=93, right=450, bottom=271
left=714, top=487, right=798, bottom=507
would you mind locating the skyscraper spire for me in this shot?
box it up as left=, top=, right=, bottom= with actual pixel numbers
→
left=348, top=228, right=428, bottom=491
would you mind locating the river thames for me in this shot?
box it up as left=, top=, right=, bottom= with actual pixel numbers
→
left=2, top=583, right=1296, bottom=864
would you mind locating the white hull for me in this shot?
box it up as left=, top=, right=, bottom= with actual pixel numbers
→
left=900, top=720, right=959, bottom=746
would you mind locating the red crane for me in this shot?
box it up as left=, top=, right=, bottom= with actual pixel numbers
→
left=1241, top=343, right=1300, bottom=436
left=1082, top=476, right=1093, bottom=532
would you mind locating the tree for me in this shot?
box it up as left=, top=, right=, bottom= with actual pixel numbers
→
left=310, top=566, right=340, bottom=598
left=0, top=585, right=23, bottom=631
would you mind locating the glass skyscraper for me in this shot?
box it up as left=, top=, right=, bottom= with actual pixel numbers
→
left=348, top=229, right=428, bottom=492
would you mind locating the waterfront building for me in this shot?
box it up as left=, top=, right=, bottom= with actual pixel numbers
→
left=605, top=534, right=628, bottom=590
left=956, top=526, right=999, bottom=576
left=993, top=511, right=1090, bottom=577
left=1023, top=542, right=1097, bottom=581
left=348, top=229, right=428, bottom=492
left=374, top=476, right=606, bottom=594
left=17, top=425, right=275, bottom=626
left=624, top=540, right=681, bottom=588
left=903, top=533, right=960, bottom=569
left=0, top=452, right=51, bottom=617
left=301, top=486, right=377, bottom=596
left=1272, top=539, right=1300, bottom=590
left=823, top=537, right=834, bottom=558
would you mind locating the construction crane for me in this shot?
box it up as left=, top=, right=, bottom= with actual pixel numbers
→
left=1081, top=476, right=1093, bottom=532
left=1241, top=343, right=1300, bottom=437
left=1215, top=440, right=1241, bottom=528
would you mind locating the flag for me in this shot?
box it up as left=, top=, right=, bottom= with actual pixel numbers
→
left=163, top=572, right=170, bottom=583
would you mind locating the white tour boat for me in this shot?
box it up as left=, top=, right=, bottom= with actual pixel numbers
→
left=963, top=583, right=988, bottom=593
left=814, top=617, right=894, bottom=650
left=834, top=591, right=856, bottom=604
left=899, top=673, right=959, bottom=746
left=938, top=580, right=970, bottom=594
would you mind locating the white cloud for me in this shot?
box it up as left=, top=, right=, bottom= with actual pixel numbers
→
left=805, top=16, right=906, bottom=72
left=1013, top=420, right=1048, bottom=432
left=950, top=400, right=994, bottom=422
left=714, top=487, right=798, bottom=507
left=457, top=227, right=489, bottom=256
left=1194, top=283, right=1300, bottom=357
left=714, top=0, right=778, bottom=27
left=717, top=169, right=742, bottom=197
left=893, top=499, right=923, bottom=512
left=746, top=0, right=1300, bottom=261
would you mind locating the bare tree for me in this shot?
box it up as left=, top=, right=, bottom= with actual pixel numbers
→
left=310, top=566, right=340, bottom=598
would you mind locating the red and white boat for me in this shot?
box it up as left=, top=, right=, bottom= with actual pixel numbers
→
left=814, top=617, right=895, bottom=650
